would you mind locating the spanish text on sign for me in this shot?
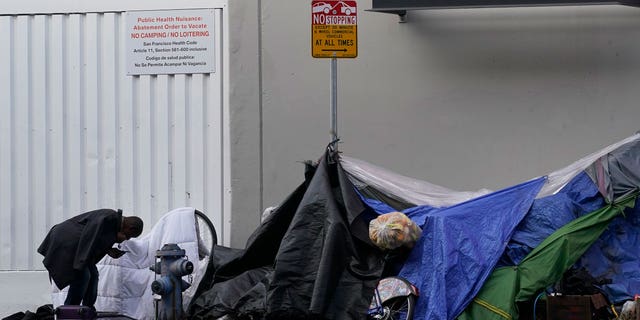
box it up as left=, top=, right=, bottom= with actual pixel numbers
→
left=126, top=9, right=216, bottom=75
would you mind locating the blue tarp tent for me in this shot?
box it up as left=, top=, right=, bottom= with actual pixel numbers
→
left=343, top=134, right=640, bottom=319
left=397, top=177, right=545, bottom=320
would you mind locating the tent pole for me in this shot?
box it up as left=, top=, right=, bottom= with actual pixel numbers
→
left=330, top=57, right=338, bottom=148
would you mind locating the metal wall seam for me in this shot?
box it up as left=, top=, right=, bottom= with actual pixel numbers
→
left=221, top=5, right=231, bottom=247
left=134, top=74, right=152, bottom=225
left=189, top=73, right=206, bottom=214
left=101, top=13, right=118, bottom=209
left=13, top=15, right=31, bottom=270
left=85, top=13, right=100, bottom=209
left=171, top=75, right=188, bottom=209
left=212, top=8, right=225, bottom=243
left=0, top=16, right=14, bottom=270
left=117, top=14, right=136, bottom=216
left=153, top=75, right=168, bottom=221
left=31, top=15, right=48, bottom=270
left=65, top=14, right=84, bottom=219
left=47, top=14, right=65, bottom=234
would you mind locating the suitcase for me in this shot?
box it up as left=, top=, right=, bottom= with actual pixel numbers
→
left=54, top=305, right=97, bottom=320
left=546, top=295, right=592, bottom=320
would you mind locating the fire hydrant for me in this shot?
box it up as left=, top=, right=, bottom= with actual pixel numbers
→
left=150, top=243, right=194, bottom=320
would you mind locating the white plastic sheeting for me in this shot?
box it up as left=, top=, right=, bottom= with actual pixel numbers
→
left=341, top=156, right=492, bottom=208
left=341, top=133, right=640, bottom=208
left=539, top=133, right=640, bottom=198
left=51, top=207, right=209, bottom=320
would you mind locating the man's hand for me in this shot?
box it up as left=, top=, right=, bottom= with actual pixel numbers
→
left=107, top=247, right=127, bottom=259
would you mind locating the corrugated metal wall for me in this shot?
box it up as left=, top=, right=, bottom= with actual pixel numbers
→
left=0, top=10, right=226, bottom=271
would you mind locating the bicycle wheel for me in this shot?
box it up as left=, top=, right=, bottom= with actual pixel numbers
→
left=380, top=295, right=415, bottom=320
left=194, top=210, right=217, bottom=260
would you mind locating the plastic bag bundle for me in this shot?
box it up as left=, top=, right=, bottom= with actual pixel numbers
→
left=369, top=211, right=422, bottom=250
left=618, top=299, right=639, bottom=320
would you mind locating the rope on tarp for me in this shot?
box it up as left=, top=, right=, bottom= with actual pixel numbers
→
left=327, top=138, right=341, bottom=164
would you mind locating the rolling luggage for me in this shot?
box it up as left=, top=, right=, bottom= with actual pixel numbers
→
left=54, top=305, right=97, bottom=320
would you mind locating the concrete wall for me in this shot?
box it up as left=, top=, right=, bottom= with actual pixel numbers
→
left=259, top=2, right=640, bottom=208
left=228, top=1, right=263, bottom=247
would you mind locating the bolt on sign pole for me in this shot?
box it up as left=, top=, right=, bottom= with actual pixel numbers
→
left=311, top=0, right=358, bottom=149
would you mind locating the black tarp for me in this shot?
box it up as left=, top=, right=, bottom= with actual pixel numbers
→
left=189, top=149, right=385, bottom=319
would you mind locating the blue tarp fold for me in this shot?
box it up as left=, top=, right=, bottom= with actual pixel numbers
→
left=396, top=177, right=546, bottom=320
left=498, top=172, right=605, bottom=267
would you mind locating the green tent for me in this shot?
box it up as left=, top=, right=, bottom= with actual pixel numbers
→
left=458, top=194, right=637, bottom=320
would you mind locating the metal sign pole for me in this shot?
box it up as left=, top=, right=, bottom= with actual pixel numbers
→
left=312, top=0, right=357, bottom=150
left=330, top=57, right=338, bottom=146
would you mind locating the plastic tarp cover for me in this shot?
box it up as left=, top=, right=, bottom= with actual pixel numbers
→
left=189, top=150, right=385, bottom=319
left=538, top=134, right=640, bottom=198
left=498, top=171, right=605, bottom=267
left=576, top=197, right=640, bottom=302
left=497, top=137, right=640, bottom=303
left=398, top=177, right=546, bottom=320
left=586, top=139, right=640, bottom=202
left=189, top=266, right=274, bottom=318
left=341, top=156, right=492, bottom=209
left=183, top=134, right=640, bottom=319
left=344, top=134, right=640, bottom=308
left=51, top=207, right=208, bottom=320
left=458, top=195, right=637, bottom=320
left=342, top=134, right=640, bottom=210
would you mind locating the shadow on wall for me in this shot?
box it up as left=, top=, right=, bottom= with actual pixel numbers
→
left=401, top=5, right=640, bottom=75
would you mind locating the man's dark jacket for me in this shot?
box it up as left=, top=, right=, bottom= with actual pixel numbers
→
left=37, top=209, right=122, bottom=289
